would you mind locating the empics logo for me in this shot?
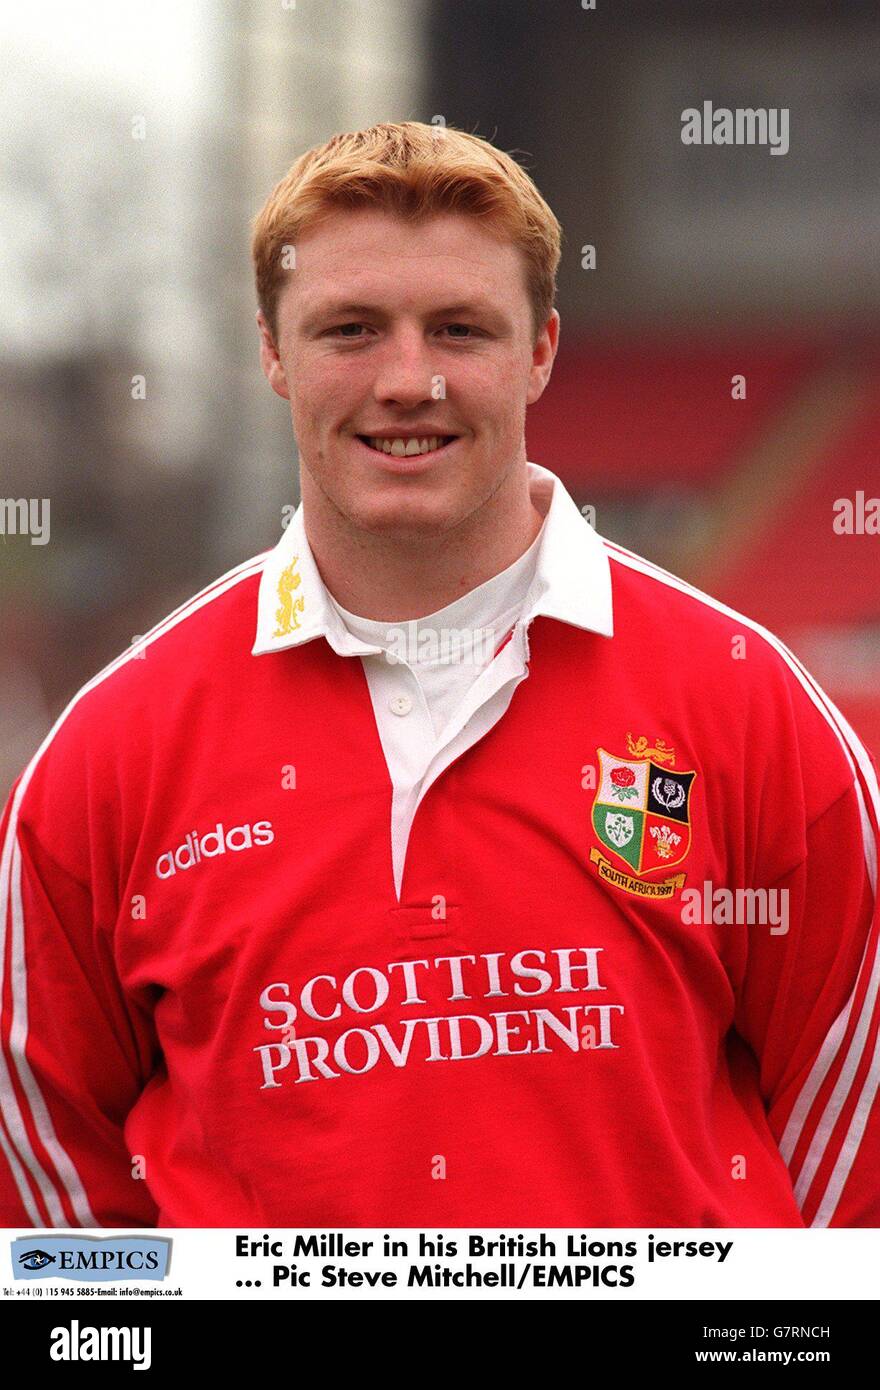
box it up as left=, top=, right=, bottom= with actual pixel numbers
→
left=11, top=1234, right=171, bottom=1282
left=155, top=820, right=274, bottom=878
left=11, top=1234, right=170, bottom=1284
left=50, top=1321, right=151, bottom=1371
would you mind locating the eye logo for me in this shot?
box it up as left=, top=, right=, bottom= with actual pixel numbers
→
left=19, top=1249, right=56, bottom=1271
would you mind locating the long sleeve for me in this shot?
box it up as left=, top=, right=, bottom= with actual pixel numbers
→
left=0, top=774, right=160, bottom=1227
left=735, top=748, right=880, bottom=1227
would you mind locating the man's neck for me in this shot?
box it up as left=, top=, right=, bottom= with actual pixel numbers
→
left=301, top=467, right=544, bottom=622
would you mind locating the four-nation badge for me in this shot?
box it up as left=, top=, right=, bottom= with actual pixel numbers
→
left=589, top=742, right=696, bottom=899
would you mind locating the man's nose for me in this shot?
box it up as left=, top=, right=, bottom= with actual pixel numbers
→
left=371, top=327, right=436, bottom=406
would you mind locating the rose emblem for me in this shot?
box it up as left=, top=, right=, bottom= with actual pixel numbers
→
left=610, top=765, right=638, bottom=801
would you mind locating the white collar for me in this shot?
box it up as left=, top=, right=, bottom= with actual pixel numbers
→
left=252, top=461, right=614, bottom=658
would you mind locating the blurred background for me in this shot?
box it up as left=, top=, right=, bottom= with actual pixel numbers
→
left=2, top=0, right=879, bottom=796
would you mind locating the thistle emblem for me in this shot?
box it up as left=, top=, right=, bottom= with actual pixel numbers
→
left=651, top=776, right=686, bottom=811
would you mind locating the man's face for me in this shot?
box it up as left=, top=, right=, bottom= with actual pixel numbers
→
left=258, top=206, right=558, bottom=540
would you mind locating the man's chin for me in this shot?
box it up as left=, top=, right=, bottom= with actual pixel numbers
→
left=348, top=501, right=465, bottom=543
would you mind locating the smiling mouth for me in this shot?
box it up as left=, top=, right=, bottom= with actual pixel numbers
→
left=357, top=434, right=458, bottom=458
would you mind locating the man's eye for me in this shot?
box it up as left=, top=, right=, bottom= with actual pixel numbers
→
left=328, top=322, right=478, bottom=340
left=19, top=1249, right=54, bottom=1270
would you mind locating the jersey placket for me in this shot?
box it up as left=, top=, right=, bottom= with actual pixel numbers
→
left=362, top=620, right=535, bottom=908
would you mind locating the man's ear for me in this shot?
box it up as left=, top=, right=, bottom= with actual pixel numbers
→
left=526, top=308, right=560, bottom=407
left=257, top=310, right=291, bottom=401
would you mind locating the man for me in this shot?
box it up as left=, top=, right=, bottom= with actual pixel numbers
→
left=1, top=122, right=878, bottom=1228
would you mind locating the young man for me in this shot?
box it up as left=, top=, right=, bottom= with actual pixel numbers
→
left=1, top=122, right=878, bottom=1228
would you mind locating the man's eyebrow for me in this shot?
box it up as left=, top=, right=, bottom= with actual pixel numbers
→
left=299, top=298, right=509, bottom=329
left=302, top=302, right=381, bottom=325
left=428, top=300, right=507, bottom=320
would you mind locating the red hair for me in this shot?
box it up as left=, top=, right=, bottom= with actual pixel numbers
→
left=251, top=121, right=562, bottom=344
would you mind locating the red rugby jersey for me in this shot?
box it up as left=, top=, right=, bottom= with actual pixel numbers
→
left=1, top=466, right=879, bottom=1228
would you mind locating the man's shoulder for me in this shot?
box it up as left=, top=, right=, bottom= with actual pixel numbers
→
left=599, top=533, right=824, bottom=691
left=599, top=534, right=877, bottom=815
left=18, top=551, right=270, bottom=795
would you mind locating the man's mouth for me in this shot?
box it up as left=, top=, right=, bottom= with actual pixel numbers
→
left=357, top=434, right=458, bottom=458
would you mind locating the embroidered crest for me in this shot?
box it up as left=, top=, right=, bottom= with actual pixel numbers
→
left=589, top=745, right=696, bottom=899
left=273, top=557, right=305, bottom=637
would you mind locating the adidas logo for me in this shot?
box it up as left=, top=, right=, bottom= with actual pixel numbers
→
left=155, top=820, right=274, bottom=878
